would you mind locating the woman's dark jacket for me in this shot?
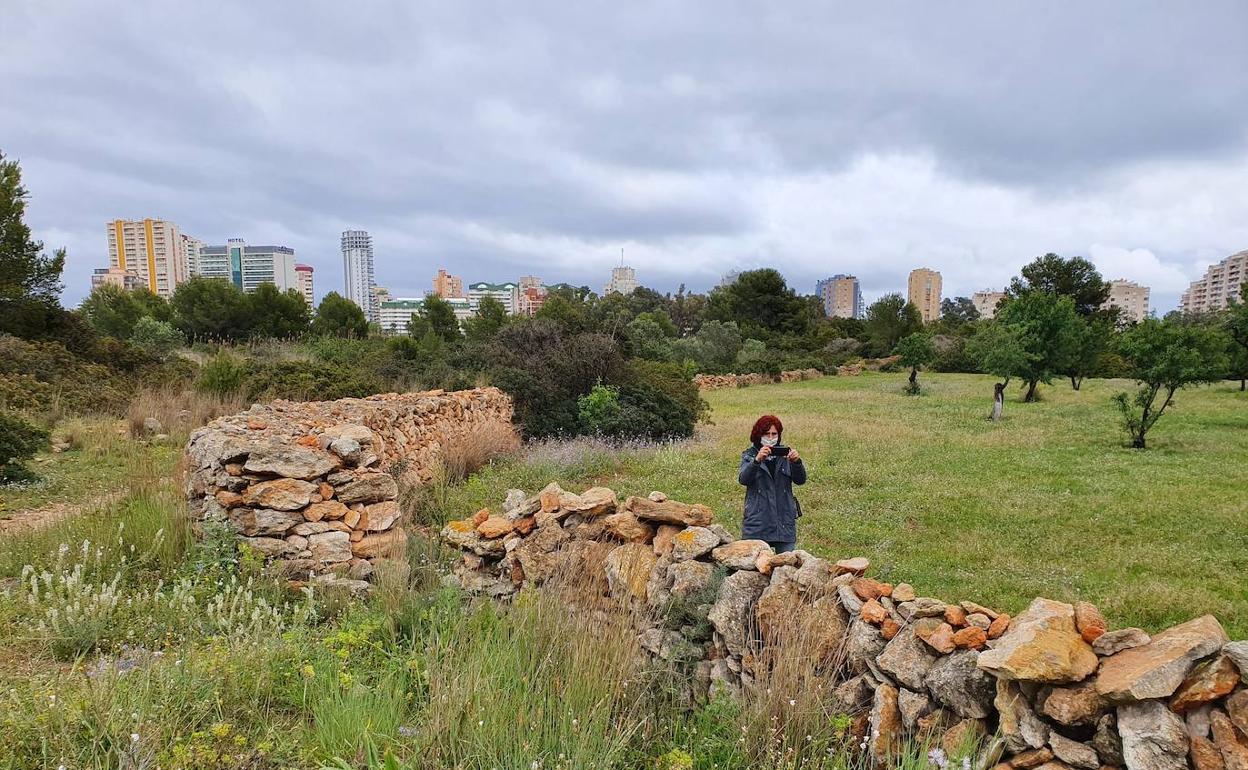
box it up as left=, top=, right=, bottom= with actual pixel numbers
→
left=737, top=445, right=807, bottom=542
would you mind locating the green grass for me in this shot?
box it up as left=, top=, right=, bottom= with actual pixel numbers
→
left=445, top=373, right=1248, bottom=637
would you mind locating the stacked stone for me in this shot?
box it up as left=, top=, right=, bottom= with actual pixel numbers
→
left=693, top=370, right=823, bottom=391
left=837, top=355, right=903, bottom=376
left=184, top=387, right=513, bottom=586
left=441, top=482, right=1247, bottom=770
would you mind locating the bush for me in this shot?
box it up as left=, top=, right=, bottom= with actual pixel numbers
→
left=195, top=351, right=248, bottom=399
left=240, top=360, right=387, bottom=402
left=578, top=384, right=623, bottom=434
left=129, top=316, right=184, bottom=361
left=0, top=411, right=48, bottom=483
left=0, top=334, right=132, bottom=415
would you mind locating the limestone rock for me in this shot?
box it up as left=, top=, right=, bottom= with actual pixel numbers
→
left=955, top=626, right=988, bottom=650
left=364, top=501, right=402, bottom=531
left=976, top=597, right=1098, bottom=683
left=1010, top=748, right=1055, bottom=769
left=1212, top=709, right=1248, bottom=770
left=838, top=584, right=865, bottom=614
left=1074, top=601, right=1108, bottom=644
left=242, top=478, right=317, bottom=510
left=1093, top=712, right=1125, bottom=767
left=847, top=617, right=888, bottom=675
left=1094, top=628, right=1151, bottom=656
left=892, top=582, right=916, bottom=602
left=926, top=650, right=996, bottom=719
left=1189, top=704, right=1215, bottom=739
left=336, top=473, right=399, bottom=504
left=967, top=613, right=992, bottom=630
left=652, top=524, right=681, bottom=557
left=940, top=717, right=987, bottom=756
left=878, top=622, right=940, bottom=690
left=475, top=515, right=514, bottom=539
left=869, top=683, right=903, bottom=763
left=1117, top=700, right=1189, bottom=770
left=602, top=512, right=654, bottom=543
left=1048, top=733, right=1100, bottom=770
left=997, top=678, right=1050, bottom=753
left=1096, top=615, right=1229, bottom=704
left=304, top=500, right=348, bottom=522
left=711, top=540, right=774, bottom=569
left=899, top=687, right=933, bottom=731
left=292, top=521, right=331, bottom=536
left=988, top=613, right=1012, bottom=640
left=830, top=674, right=874, bottom=714
left=916, top=619, right=957, bottom=654
left=1226, top=690, right=1248, bottom=736
left=513, top=523, right=571, bottom=585
left=604, top=543, right=657, bottom=602
left=961, top=601, right=999, bottom=619
left=231, top=507, right=302, bottom=536
left=1190, top=736, right=1226, bottom=770
left=1041, top=680, right=1107, bottom=727
left=671, top=527, right=720, bottom=561
left=861, top=599, right=888, bottom=625
left=707, top=570, right=769, bottom=657
left=238, top=536, right=293, bottom=557
left=835, top=556, right=869, bottom=576
left=1170, top=654, right=1241, bottom=712
left=243, top=444, right=338, bottom=479
left=351, top=528, right=407, bottom=559
left=1224, top=641, right=1248, bottom=678
left=624, top=496, right=713, bottom=526
left=308, top=531, right=353, bottom=562
left=668, top=559, right=714, bottom=598
left=792, top=554, right=836, bottom=594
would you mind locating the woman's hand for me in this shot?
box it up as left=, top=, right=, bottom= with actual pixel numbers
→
left=756, top=445, right=772, bottom=462
left=787, top=449, right=800, bottom=462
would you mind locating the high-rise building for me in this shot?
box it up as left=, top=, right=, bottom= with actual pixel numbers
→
left=90, top=266, right=144, bottom=292
left=517, top=276, right=547, bottom=316
left=1103, top=279, right=1150, bottom=323
left=907, top=268, right=943, bottom=322
left=378, top=295, right=473, bottom=335
left=604, top=265, right=638, bottom=296
left=433, top=269, right=465, bottom=298
left=815, top=275, right=863, bottom=319
left=193, top=239, right=299, bottom=292
left=342, top=230, right=377, bottom=321
left=468, top=281, right=520, bottom=315
left=295, top=264, right=315, bottom=306
left=105, top=218, right=193, bottom=297
left=972, top=290, right=1007, bottom=319
left=181, top=234, right=204, bottom=277
left=1180, top=250, right=1247, bottom=314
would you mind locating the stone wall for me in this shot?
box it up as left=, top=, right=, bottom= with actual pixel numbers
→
left=694, top=369, right=823, bottom=390
left=441, top=482, right=1247, bottom=770
left=184, top=388, right=513, bottom=588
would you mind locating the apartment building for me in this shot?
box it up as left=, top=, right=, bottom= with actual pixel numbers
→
left=1180, top=250, right=1247, bottom=314
left=1102, top=279, right=1150, bottom=323
left=815, top=274, right=863, bottom=319
left=105, top=218, right=193, bottom=297
left=907, top=268, right=943, bottom=322
left=972, top=290, right=1007, bottom=319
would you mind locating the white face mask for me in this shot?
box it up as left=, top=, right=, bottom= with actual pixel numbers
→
left=760, top=436, right=778, bottom=447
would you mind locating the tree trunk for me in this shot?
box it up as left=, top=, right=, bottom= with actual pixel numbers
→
left=1241, top=378, right=1245, bottom=392
left=1132, top=432, right=1146, bottom=449
left=909, top=367, right=917, bottom=386
left=990, top=382, right=1005, bottom=421
left=1070, top=375, right=1083, bottom=391
left=1024, top=379, right=1039, bottom=402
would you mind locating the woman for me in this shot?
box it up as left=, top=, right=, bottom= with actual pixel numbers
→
left=737, top=414, right=806, bottom=553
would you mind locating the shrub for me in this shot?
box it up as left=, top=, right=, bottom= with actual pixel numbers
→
left=0, top=334, right=131, bottom=415
left=578, top=384, right=623, bottom=434
left=129, top=316, right=184, bottom=361
left=0, top=410, right=48, bottom=483
left=195, top=351, right=248, bottom=399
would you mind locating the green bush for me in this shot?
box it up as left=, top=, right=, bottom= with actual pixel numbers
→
left=240, top=360, right=388, bottom=402
left=578, top=384, right=623, bottom=434
left=129, top=316, right=184, bottom=361
left=0, top=411, right=48, bottom=483
left=0, top=334, right=131, bottom=415
left=195, top=351, right=248, bottom=399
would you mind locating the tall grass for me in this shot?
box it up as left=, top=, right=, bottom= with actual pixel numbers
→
left=127, top=383, right=245, bottom=440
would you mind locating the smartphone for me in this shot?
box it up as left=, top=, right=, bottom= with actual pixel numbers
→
left=770, top=444, right=791, bottom=456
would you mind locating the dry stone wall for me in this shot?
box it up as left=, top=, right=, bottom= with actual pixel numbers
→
left=441, top=482, right=1247, bottom=770
left=184, top=388, right=513, bottom=589
left=694, top=369, right=823, bottom=390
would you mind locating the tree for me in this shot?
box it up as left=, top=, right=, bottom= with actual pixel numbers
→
left=864, top=294, right=922, bottom=356
left=312, top=292, right=369, bottom=338
left=627, top=315, right=674, bottom=361
left=705, top=268, right=815, bottom=339
left=939, top=297, right=981, bottom=327
left=535, top=291, right=589, bottom=333
left=1112, top=318, right=1228, bottom=449
left=894, top=332, right=936, bottom=395
left=463, top=295, right=509, bottom=342
left=247, top=283, right=310, bottom=339
left=129, top=316, right=183, bottom=360
left=668, top=284, right=708, bottom=335
left=420, top=293, right=461, bottom=343
left=1064, top=316, right=1113, bottom=391
left=994, top=293, right=1083, bottom=402
left=1008, top=253, right=1110, bottom=317
left=171, top=276, right=250, bottom=341
left=1226, top=284, right=1248, bottom=391
left=0, top=151, right=67, bottom=341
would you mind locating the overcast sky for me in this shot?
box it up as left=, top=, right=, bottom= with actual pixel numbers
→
left=4, top=2, right=1247, bottom=313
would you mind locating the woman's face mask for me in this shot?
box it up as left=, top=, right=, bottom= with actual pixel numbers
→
left=760, top=436, right=779, bottom=447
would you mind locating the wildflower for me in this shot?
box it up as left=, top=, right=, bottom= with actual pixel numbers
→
left=789, top=699, right=796, bottom=706
left=301, top=664, right=316, bottom=679
left=961, top=759, right=971, bottom=770
left=928, top=747, right=948, bottom=769
left=478, top=720, right=484, bottom=727
left=131, top=733, right=140, bottom=743
left=398, top=726, right=417, bottom=738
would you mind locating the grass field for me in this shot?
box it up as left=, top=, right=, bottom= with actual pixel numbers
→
left=447, top=373, right=1248, bottom=637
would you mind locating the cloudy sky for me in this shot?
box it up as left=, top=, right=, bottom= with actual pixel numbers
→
left=4, top=2, right=1247, bottom=313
